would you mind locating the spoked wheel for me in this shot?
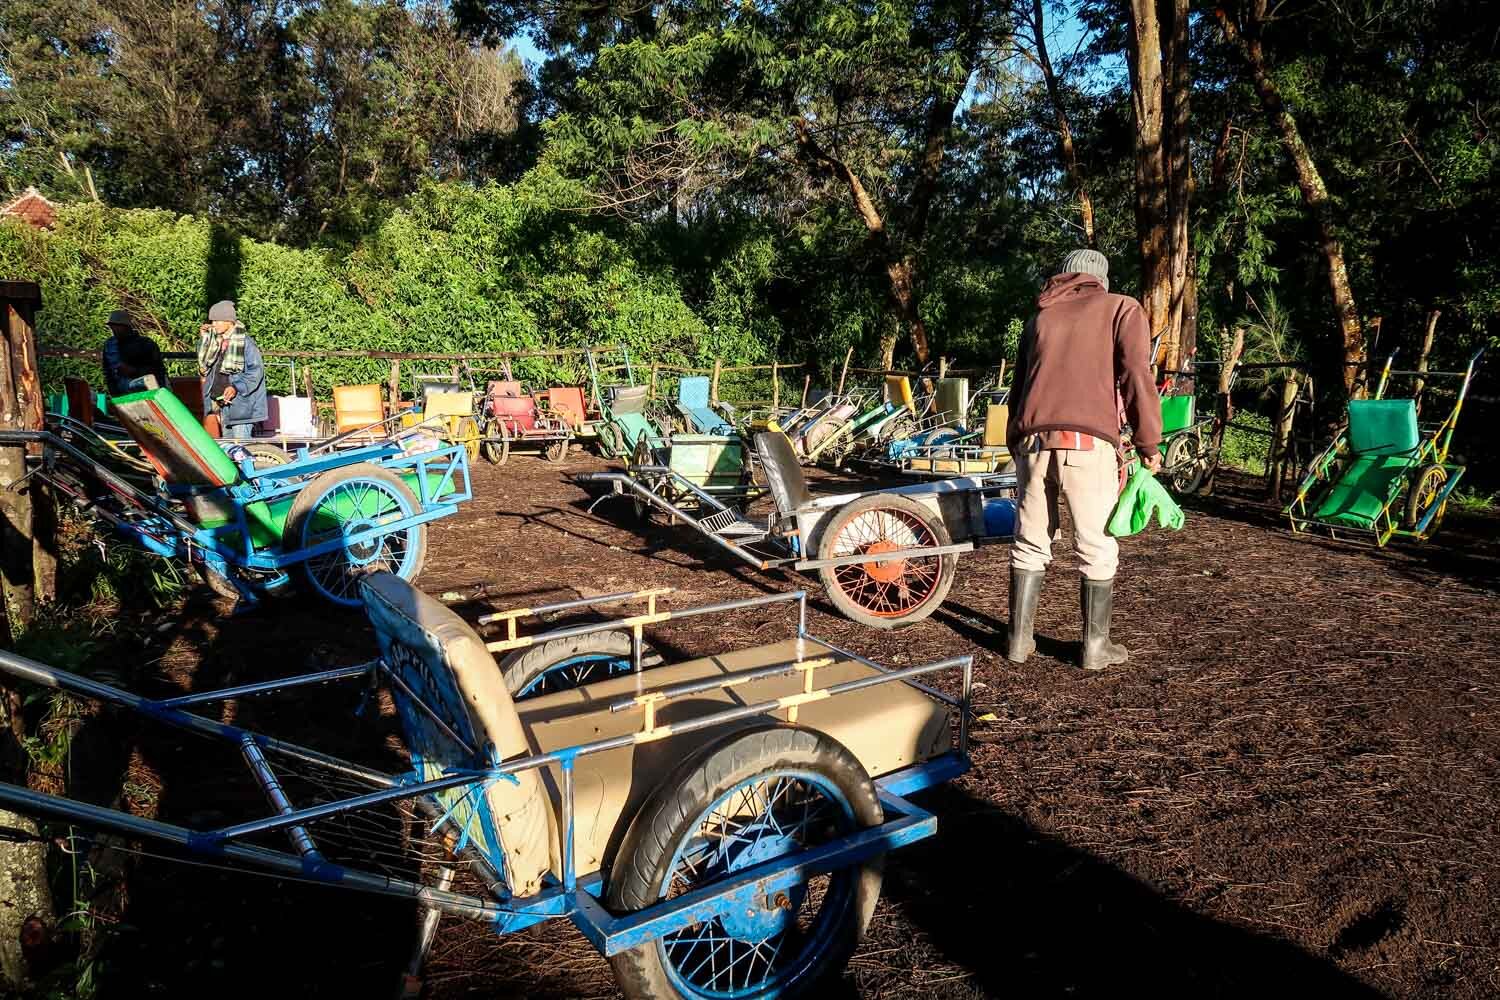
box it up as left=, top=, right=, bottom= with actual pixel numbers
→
left=242, top=442, right=292, bottom=469
left=545, top=438, right=570, bottom=464
left=455, top=416, right=482, bottom=464
left=815, top=493, right=956, bottom=629
left=482, top=418, right=510, bottom=466
left=500, top=631, right=662, bottom=699
left=1404, top=463, right=1449, bottom=532
left=1164, top=433, right=1206, bottom=494
left=609, top=726, right=882, bottom=1000
left=283, top=462, right=428, bottom=606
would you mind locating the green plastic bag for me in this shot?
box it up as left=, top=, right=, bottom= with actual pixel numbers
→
left=1107, top=465, right=1186, bottom=537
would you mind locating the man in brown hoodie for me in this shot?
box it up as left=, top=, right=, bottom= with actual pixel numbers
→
left=1006, top=249, right=1162, bottom=670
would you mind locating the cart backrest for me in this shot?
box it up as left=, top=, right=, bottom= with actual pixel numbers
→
left=360, top=571, right=558, bottom=898
left=678, top=375, right=712, bottom=411
left=754, top=431, right=812, bottom=512
left=334, top=384, right=386, bottom=435
left=1161, top=394, right=1196, bottom=435
left=422, top=387, right=473, bottom=420
left=111, top=387, right=242, bottom=487
left=490, top=391, right=539, bottom=430
left=1347, top=399, right=1420, bottom=456
left=541, top=387, right=587, bottom=427
left=984, top=402, right=1008, bottom=448
left=609, top=384, right=650, bottom=415
left=169, top=376, right=206, bottom=420
left=487, top=380, right=525, bottom=398
left=934, top=378, right=968, bottom=425
left=885, top=375, right=916, bottom=413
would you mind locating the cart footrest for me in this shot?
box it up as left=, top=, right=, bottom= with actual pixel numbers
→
left=699, top=507, right=762, bottom=537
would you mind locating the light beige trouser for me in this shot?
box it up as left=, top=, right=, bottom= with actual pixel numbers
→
left=1010, top=434, right=1120, bottom=581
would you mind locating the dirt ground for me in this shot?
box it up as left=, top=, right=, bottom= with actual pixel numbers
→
left=64, top=447, right=1500, bottom=999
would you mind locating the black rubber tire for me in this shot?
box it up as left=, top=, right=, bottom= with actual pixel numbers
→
left=607, top=725, right=883, bottom=1000
left=1404, top=463, right=1448, bottom=531
left=815, top=492, right=957, bottom=630
left=545, top=438, right=569, bottom=464
left=1164, top=433, right=1205, bottom=494
left=196, top=563, right=243, bottom=601
left=243, top=442, right=292, bottom=469
left=497, top=630, right=661, bottom=699
left=482, top=418, right=510, bottom=466
left=282, top=462, right=428, bottom=604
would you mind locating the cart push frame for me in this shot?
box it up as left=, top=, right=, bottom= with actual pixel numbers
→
left=3, top=386, right=471, bottom=607
left=581, top=430, right=1017, bottom=629
left=0, top=572, right=974, bottom=1000
left=1286, top=348, right=1483, bottom=546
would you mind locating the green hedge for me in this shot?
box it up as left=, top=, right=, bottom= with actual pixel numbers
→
left=0, top=172, right=776, bottom=399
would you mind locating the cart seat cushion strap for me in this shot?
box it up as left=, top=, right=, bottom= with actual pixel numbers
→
left=360, top=572, right=558, bottom=896
left=1160, top=394, right=1195, bottom=435
left=754, top=431, right=812, bottom=510
left=1347, top=399, right=1419, bottom=456
left=111, top=387, right=242, bottom=488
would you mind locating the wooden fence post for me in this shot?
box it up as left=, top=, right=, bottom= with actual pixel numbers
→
left=710, top=359, right=721, bottom=404
left=1414, top=309, right=1440, bottom=415
left=0, top=282, right=49, bottom=629
left=801, top=375, right=811, bottom=408
left=771, top=362, right=779, bottom=412
left=1205, top=327, right=1245, bottom=496
left=649, top=363, right=659, bottom=401
left=1267, top=371, right=1299, bottom=502
left=388, top=359, right=400, bottom=405
left=835, top=347, right=853, bottom=396
left=938, top=356, right=948, bottom=380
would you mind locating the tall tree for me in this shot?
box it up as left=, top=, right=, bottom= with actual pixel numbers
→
left=1124, top=0, right=1193, bottom=371
left=1016, top=0, right=1095, bottom=246
left=1215, top=0, right=1364, bottom=391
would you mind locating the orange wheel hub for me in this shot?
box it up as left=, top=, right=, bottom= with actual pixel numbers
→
left=860, top=539, right=906, bottom=584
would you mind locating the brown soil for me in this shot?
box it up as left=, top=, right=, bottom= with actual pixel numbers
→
left=60, top=449, right=1500, bottom=998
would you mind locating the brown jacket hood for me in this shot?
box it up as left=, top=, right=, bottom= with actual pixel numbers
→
left=1007, top=272, right=1162, bottom=456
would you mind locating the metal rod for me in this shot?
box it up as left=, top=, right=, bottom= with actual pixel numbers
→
left=793, top=540, right=973, bottom=571
left=402, top=867, right=455, bottom=993
left=802, top=635, right=960, bottom=707
left=959, top=657, right=973, bottom=758
left=0, top=782, right=504, bottom=921
left=240, top=736, right=323, bottom=860
left=157, top=663, right=377, bottom=708
left=476, top=587, right=674, bottom=626
left=560, top=760, right=576, bottom=894
left=490, top=590, right=806, bottom=651
left=576, top=472, right=770, bottom=570
left=378, top=664, right=477, bottom=758
left=605, top=654, right=830, bottom=713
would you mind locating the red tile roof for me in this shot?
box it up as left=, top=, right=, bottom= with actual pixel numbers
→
left=0, top=188, right=57, bottom=229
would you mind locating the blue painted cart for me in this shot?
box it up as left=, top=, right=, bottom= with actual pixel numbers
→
left=2, top=386, right=470, bottom=606
left=0, top=573, right=972, bottom=999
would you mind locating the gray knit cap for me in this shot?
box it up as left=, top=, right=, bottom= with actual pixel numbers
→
left=106, top=309, right=132, bottom=328
left=1058, top=249, right=1109, bottom=291
left=208, top=300, right=237, bottom=323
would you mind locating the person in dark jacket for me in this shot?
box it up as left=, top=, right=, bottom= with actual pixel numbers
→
left=197, top=300, right=266, bottom=438
left=101, top=310, right=169, bottom=397
left=1006, top=249, right=1162, bottom=670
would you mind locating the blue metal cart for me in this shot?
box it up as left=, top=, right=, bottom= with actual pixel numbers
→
left=0, top=572, right=973, bottom=1000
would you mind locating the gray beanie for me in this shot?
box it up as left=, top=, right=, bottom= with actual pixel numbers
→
left=208, top=299, right=237, bottom=323
left=1058, top=249, right=1109, bottom=291
left=106, top=309, right=132, bottom=328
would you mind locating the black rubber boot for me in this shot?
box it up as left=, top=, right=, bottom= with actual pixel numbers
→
left=1006, top=568, right=1044, bottom=663
left=1080, top=577, right=1128, bottom=671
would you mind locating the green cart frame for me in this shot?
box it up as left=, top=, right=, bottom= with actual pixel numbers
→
left=1286, top=349, right=1483, bottom=546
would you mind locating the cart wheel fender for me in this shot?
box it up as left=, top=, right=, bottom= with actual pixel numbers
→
left=282, top=462, right=429, bottom=606
left=607, top=724, right=883, bottom=1000
left=813, top=492, right=958, bottom=630
left=499, top=631, right=662, bottom=699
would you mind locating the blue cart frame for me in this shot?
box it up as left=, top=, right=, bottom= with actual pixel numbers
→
left=0, top=584, right=971, bottom=998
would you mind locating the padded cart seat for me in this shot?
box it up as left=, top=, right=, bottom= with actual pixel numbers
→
left=677, top=376, right=733, bottom=435
left=360, top=572, right=952, bottom=888
left=1312, top=399, right=1421, bottom=528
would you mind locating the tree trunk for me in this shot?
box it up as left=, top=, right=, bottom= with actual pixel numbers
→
left=1413, top=309, right=1440, bottom=415
left=1218, top=4, right=1364, bottom=393
left=1126, top=0, right=1173, bottom=364
left=1205, top=326, right=1245, bottom=496
left=1030, top=0, right=1094, bottom=244
left=1164, top=0, right=1194, bottom=370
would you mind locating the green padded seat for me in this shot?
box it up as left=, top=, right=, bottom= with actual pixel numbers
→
left=1312, top=454, right=1409, bottom=527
